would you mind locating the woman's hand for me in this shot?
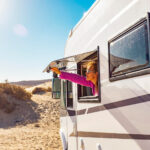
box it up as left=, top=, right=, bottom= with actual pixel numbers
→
left=51, top=67, right=61, bottom=75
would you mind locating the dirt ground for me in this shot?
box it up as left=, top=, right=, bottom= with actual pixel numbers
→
left=0, top=92, right=62, bottom=150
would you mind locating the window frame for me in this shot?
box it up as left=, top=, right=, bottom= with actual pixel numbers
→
left=77, top=46, right=101, bottom=103
left=108, top=13, right=150, bottom=82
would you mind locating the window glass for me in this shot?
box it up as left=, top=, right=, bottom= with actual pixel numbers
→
left=52, top=78, right=61, bottom=99
left=109, top=21, right=149, bottom=77
left=67, top=81, right=73, bottom=108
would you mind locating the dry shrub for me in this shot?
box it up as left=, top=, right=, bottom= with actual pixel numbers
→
left=0, top=83, right=32, bottom=101
left=32, top=87, right=51, bottom=94
left=0, top=92, right=15, bottom=113
left=0, top=91, right=7, bottom=109
left=0, top=83, right=31, bottom=113
left=47, top=87, right=52, bottom=92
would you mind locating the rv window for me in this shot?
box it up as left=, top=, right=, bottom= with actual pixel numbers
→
left=77, top=50, right=100, bottom=102
left=109, top=19, right=149, bottom=80
left=52, top=78, right=61, bottom=99
left=66, top=81, right=73, bottom=108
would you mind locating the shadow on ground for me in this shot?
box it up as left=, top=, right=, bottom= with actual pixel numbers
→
left=0, top=97, right=40, bottom=129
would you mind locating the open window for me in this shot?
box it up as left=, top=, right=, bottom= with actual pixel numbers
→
left=77, top=48, right=100, bottom=102
left=108, top=13, right=150, bottom=81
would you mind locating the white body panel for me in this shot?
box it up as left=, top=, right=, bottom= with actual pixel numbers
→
left=61, top=0, right=150, bottom=150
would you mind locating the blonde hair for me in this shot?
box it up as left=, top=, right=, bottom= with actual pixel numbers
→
left=86, top=61, right=98, bottom=72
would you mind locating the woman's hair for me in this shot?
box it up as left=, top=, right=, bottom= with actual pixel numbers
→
left=86, top=61, right=98, bottom=72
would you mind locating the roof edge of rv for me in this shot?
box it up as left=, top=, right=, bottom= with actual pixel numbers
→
left=72, top=0, right=101, bottom=34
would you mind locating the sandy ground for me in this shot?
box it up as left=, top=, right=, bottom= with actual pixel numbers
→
left=0, top=91, right=62, bottom=150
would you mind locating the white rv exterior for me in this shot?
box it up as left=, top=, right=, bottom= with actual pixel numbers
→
left=45, top=0, right=150, bottom=150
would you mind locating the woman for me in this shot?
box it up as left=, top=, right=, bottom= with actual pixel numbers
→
left=51, top=61, right=98, bottom=96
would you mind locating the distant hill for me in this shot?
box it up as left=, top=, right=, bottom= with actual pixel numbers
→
left=11, top=79, right=52, bottom=87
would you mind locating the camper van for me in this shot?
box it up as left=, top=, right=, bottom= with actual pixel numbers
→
left=44, top=0, right=150, bottom=149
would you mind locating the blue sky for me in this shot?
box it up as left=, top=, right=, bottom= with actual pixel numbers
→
left=0, top=0, right=95, bottom=82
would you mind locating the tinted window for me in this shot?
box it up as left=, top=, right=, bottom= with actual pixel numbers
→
left=67, top=81, right=73, bottom=107
left=60, top=80, right=66, bottom=109
left=109, top=21, right=149, bottom=77
left=52, top=78, right=61, bottom=99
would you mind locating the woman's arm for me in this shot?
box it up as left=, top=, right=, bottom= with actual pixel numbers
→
left=51, top=67, right=95, bottom=95
left=50, top=67, right=94, bottom=88
left=59, top=71, right=93, bottom=88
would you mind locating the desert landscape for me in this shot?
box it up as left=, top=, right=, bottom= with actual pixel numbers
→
left=0, top=81, right=62, bottom=150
